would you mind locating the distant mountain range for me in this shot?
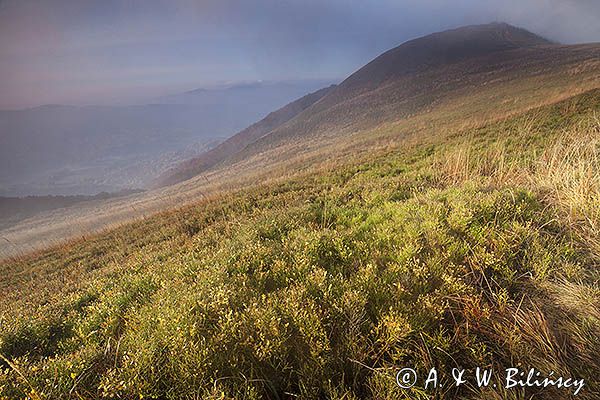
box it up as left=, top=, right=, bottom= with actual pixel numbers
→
left=0, top=79, right=332, bottom=196
left=157, top=80, right=333, bottom=107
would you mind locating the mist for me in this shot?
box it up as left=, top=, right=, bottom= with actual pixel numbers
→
left=0, top=0, right=599, bottom=109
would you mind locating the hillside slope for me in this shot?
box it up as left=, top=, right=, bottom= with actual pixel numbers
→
left=1, top=23, right=600, bottom=399
left=226, top=23, right=599, bottom=165
left=1, top=87, right=599, bottom=399
left=160, top=23, right=562, bottom=187
left=157, top=84, right=337, bottom=186
left=0, top=23, right=599, bottom=261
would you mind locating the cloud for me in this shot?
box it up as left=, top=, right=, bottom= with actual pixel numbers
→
left=0, top=0, right=598, bottom=108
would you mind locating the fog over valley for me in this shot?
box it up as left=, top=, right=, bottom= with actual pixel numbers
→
left=0, top=80, right=331, bottom=197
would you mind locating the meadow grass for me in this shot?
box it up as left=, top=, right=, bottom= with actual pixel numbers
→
left=1, top=90, right=599, bottom=399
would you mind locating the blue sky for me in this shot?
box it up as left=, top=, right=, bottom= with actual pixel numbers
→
left=0, top=0, right=599, bottom=109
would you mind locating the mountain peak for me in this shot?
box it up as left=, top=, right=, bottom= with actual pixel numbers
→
left=340, top=23, right=552, bottom=90
left=426, top=22, right=553, bottom=47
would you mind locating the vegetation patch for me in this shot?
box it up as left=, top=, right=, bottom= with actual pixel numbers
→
left=1, top=91, right=599, bottom=399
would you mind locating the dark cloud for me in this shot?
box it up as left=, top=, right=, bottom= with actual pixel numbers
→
left=0, top=0, right=598, bottom=108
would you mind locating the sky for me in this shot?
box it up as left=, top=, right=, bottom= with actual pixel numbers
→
left=0, top=0, right=599, bottom=109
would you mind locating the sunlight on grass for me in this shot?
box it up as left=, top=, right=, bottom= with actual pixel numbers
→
left=1, top=90, right=599, bottom=399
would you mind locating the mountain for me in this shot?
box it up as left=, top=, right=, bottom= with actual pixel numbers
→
left=229, top=23, right=598, bottom=162
left=336, top=22, right=552, bottom=93
left=157, top=23, right=599, bottom=186
left=1, top=22, right=598, bottom=255
left=3, top=23, right=600, bottom=400
left=0, top=80, right=331, bottom=196
left=157, top=84, right=337, bottom=186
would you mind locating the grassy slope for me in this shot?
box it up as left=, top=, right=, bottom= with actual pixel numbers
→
left=1, top=89, right=599, bottom=399
left=1, top=43, right=598, bottom=261
left=230, top=44, right=600, bottom=161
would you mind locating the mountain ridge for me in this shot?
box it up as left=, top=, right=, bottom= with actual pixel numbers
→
left=222, top=23, right=598, bottom=166
left=340, top=22, right=553, bottom=91
left=160, top=23, right=556, bottom=186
